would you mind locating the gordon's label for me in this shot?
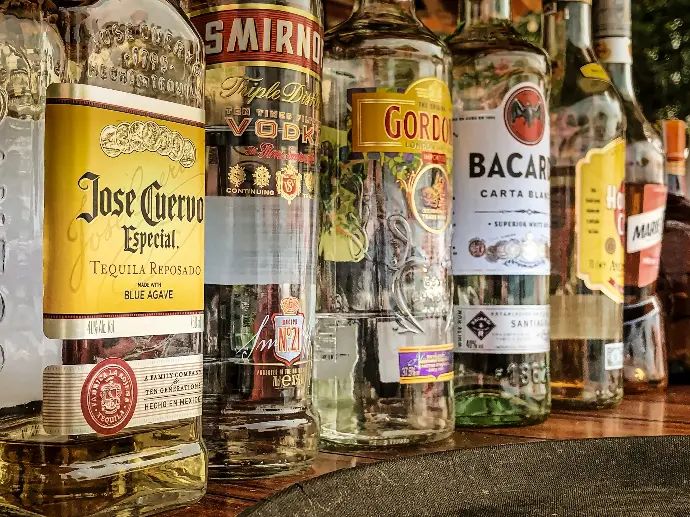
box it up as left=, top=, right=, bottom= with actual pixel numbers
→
left=452, top=83, right=550, bottom=275
left=43, top=84, right=205, bottom=339
left=626, top=184, right=666, bottom=287
left=399, top=344, right=453, bottom=384
left=42, top=354, right=203, bottom=436
left=455, top=305, right=550, bottom=354
left=575, top=138, right=626, bottom=304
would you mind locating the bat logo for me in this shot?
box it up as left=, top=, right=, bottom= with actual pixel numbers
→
left=503, top=86, right=546, bottom=145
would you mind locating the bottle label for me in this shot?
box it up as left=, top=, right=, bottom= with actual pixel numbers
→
left=595, top=37, right=632, bottom=65
left=575, top=138, right=626, bottom=304
left=43, top=84, right=205, bottom=339
left=604, top=342, right=624, bottom=370
left=399, top=345, right=453, bottom=384
left=626, top=184, right=666, bottom=287
left=451, top=83, right=550, bottom=275
left=189, top=4, right=322, bottom=286
left=454, top=305, right=550, bottom=354
left=42, top=354, right=203, bottom=436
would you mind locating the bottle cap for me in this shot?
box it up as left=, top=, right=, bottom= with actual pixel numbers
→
left=664, top=120, right=687, bottom=162
left=593, top=0, right=631, bottom=39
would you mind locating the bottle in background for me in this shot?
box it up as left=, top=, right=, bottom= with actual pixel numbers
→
left=186, top=0, right=322, bottom=477
left=658, top=120, right=690, bottom=383
left=314, top=0, right=455, bottom=446
left=593, top=0, right=667, bottom=393
left=448, top=0, right=551, bottom=427
left=0, top=0, right=207, bottom=514
left=545, top=0, right=626, bottom=408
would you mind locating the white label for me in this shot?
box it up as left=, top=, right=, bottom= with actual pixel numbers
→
left=604, top=342, right=624, bottom=370
left=42, top=354, right=203, bottom=436
left=626, top=205, right=665, bottom=253
left=452, top=83, right=550, bottom=275
left=455, top=305, right=549, bottom=354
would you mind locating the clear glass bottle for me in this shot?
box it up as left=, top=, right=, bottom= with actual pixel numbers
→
left=448, top=0, right=551, bottom=427
left=593, top=0, right=667, bottom=393
left=545, top=0, right=626, bottom=408
left=314, top=0, right=455, bottom=446
left=0, top=0, right=207, bottom=514
left=185, top=0, right=322, bottom=477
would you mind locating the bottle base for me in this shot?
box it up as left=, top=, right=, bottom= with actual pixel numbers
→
left=454, top=390, right=549, bottom=428
left=0, top=419, right=206, bottom=517
left=551, top=396, right=623, bottom=410
left=319, top=427, right=453, bottom=448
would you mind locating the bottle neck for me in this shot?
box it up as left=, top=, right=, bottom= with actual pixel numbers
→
left=599, top=45, right=635, bottom=101
left=547, top=1, right=593, bottom=49
left=459, top=0, right=511, bottom=27
left=353, top=0, right=415, bottom=15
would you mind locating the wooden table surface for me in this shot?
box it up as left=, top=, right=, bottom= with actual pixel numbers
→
left=166, top=386, right=690, bottom=516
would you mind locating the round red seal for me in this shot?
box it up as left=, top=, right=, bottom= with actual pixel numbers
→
left=81, top=358, right=138, bottom=435
left=504, top=85, right=546, bottom=146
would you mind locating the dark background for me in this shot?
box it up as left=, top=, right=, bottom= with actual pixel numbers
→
left=324, top=0, right=688, bottom=126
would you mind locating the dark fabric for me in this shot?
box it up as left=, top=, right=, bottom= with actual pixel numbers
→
left=239, top=435, right=690, bottom=517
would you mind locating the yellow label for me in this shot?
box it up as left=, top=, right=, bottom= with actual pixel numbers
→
left=580, top=63, right=611, bottom=82
left=350, top=77, right=453, bottom=157
left=575, top=138, right=625, bottom=304
left=43, top=84, right=205, bottom=339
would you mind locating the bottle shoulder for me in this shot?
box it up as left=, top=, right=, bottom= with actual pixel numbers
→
left=55, top=0, right=204, bottom=108
left=325, top=11, right=449, bottom=62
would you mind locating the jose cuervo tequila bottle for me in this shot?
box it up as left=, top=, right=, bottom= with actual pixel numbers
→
left=0, top=0, right=207, bottom=514
left=594, top=0, right=668, bottom=392
left=314, top=0, right=455, bottom=446
left=187, top=0, right=322, bottom=477
left=546, top=0, right=626, bottom=408
left=448, top=0, right=551, bottom=426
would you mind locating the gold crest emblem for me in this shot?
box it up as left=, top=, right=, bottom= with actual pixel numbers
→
left=253, top=165, right=271, bottom=188
left=228, top=164, right=246, bottom=187
left=276, top=164, right=302, bottom=204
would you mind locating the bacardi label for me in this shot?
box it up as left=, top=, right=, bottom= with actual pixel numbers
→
left=43, top=84, right=205, bottom=339
left=42, top=354, right=203, bottom=436
left=455, top=305, right=550, bottom=354
left=575, top=138, right=626, bottom=304
left=452, top=83, right=550, bottom=275
left=626, top=183, right=666, bottom=287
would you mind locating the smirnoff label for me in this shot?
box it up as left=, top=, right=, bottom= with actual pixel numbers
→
left=43, top=84, right=205, bottom=339
left=451, top=83, right=550, bottom=276
left=626, top=183, right=666, bottom=287
left=42, top=354, right=203, bottom=436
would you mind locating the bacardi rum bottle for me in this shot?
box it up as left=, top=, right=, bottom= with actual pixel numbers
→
left=448, top=0, right=551, bottom=427
left=594, top=0, right=667, bottom=392
left=545, top=0, right=626, bottom=408
left=0, top=0, right=207, bottom=514
left=186, top=0, right=322, bottom=477
left=314, top=0, right=455, bottom=446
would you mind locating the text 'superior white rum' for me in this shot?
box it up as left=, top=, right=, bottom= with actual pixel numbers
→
left=0, top=0, right=207, bottom=514
left=187, top=0, right=322, bottom=477
left=448, top=0, right=551, bottom=427
left=545, top=0, right=626, bottom=408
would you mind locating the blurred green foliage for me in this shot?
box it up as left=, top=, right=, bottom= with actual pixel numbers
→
left=631, top=1, right=690, bottom=124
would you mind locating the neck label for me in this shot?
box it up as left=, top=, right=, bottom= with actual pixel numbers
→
left=595, top=37, right=632, bottom=65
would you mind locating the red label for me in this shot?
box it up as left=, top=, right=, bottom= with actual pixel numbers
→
left=191, top=7, right=324, bottom=76
left=81, top=358, right=138, bottom=435
left=626, top=184, right=667, bottom=287
left=503, top=85, right=546, bottom=146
